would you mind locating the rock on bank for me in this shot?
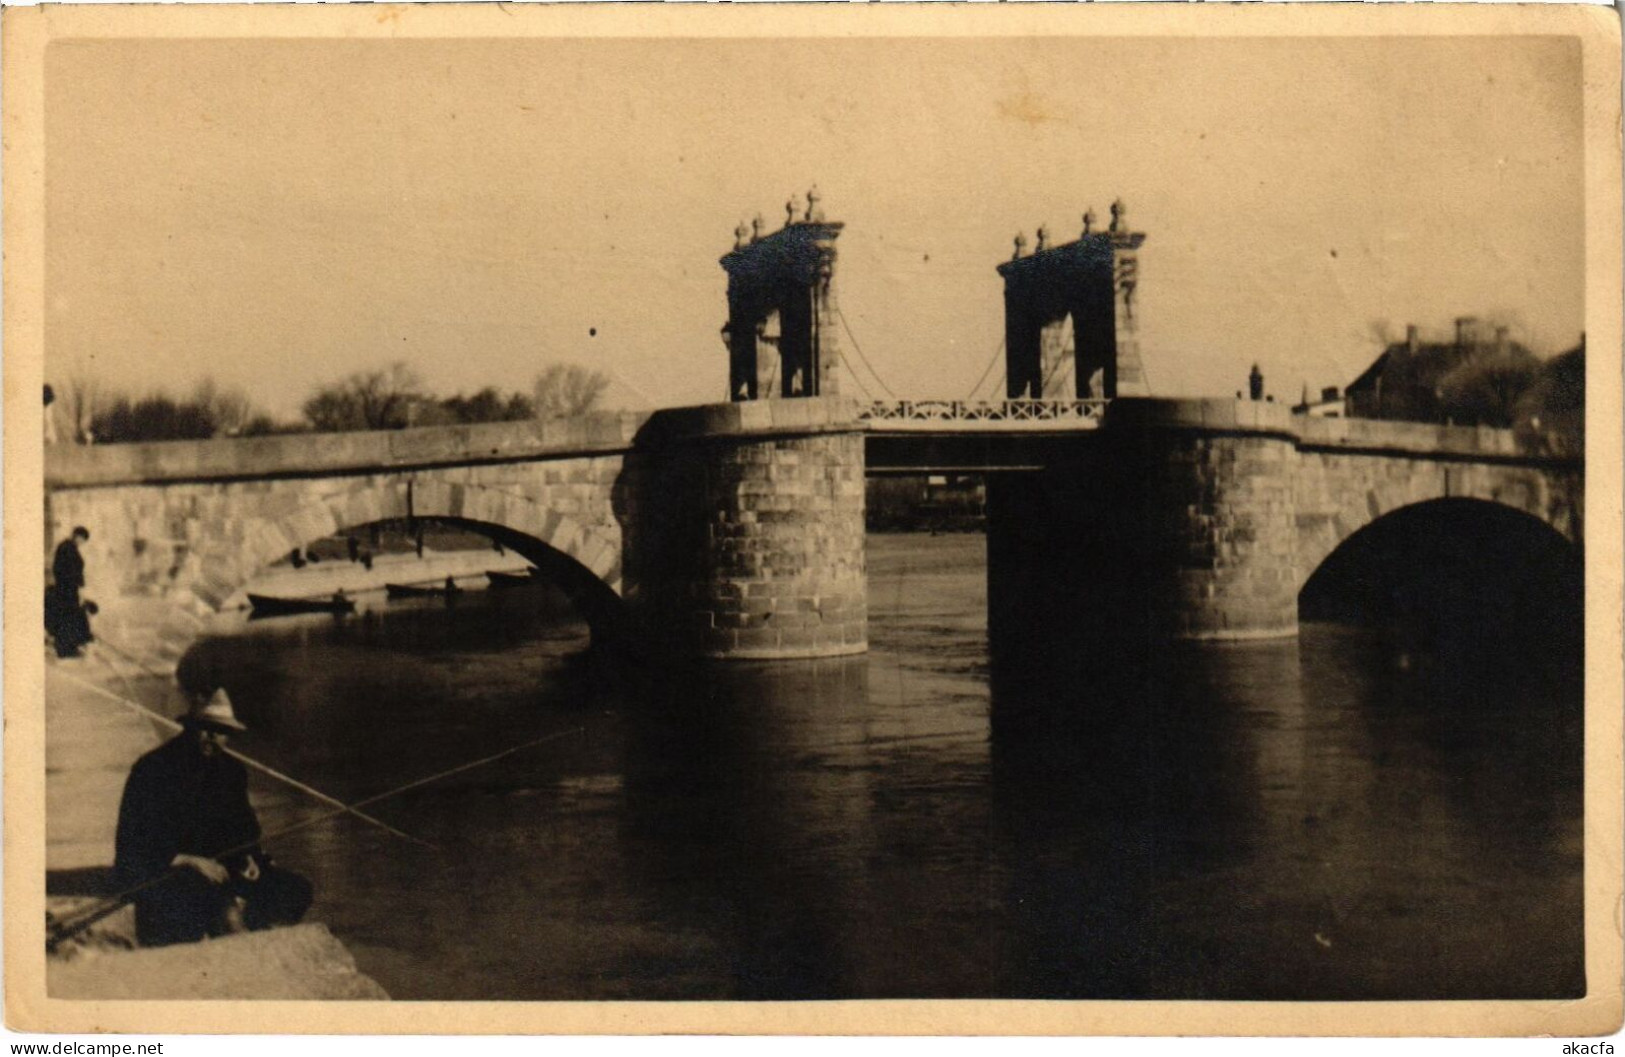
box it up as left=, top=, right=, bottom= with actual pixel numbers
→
left=48, top=923, right=389, bottom=1001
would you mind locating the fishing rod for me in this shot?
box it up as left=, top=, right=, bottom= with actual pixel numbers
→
left=87, top=637, right=441, bottom=847
left=59, top=660, right=433, bottom=850
left=46, top=723, right=587, bottom=952
left=87, top=640, right=143, bottom=703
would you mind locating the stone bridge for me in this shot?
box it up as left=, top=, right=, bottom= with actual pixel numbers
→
left=45, top=400, right=868, bottom=675
left=44, top=397, right=1581, bottom=677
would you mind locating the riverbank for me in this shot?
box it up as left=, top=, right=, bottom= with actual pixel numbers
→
left=44, top=660, right=390, bottom=1000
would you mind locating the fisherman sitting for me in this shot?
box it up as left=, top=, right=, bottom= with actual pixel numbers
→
left=113, top=687, right=313, bottom=947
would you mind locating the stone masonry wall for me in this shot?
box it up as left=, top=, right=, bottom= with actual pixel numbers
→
left=44, top=400, right=873, bottom=671
left=1295, top=449, right=1582, bottom=590
left=625, top=431, right=867, bottom=660
left=1139, top=432, right=1300, bottom=639
left=46, top=456, right=627, bottom=673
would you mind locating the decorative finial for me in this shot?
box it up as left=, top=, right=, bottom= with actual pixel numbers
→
left=786, top=197, right=799, bottom=227
left=1110, top=198, right=1126, bottom=233
left=1083, top=208, right=1097, bottom=235
left=734, top=222, right=750, bottom=250
left=806, top=186, right=821, bottom=223
left=1035, top=225, right=1049, bottom=252
left=751, top=214, right=764, bottom=242
left=1013, top=232, right=1028, bottom=260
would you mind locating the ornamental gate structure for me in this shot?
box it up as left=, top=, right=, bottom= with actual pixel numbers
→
left=721, top=190, right=844, bottom=402
left=997, top=200, right=1150, bottom=401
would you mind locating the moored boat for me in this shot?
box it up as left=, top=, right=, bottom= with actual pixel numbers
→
left=485, top=568, right=543, bottom=589
left=385, top=581, right=461, bottom=600
left=247, top=593, right=355, bottom=618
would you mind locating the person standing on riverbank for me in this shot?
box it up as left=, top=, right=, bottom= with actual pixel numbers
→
left=113, top=688, right=314, bottom=947
left=46, top=527, right=93, bottom=657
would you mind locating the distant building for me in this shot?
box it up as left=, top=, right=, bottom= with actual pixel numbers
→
left=1344, top=317, right=1537, bottom=425
left=1292, top=385, right=1343, bottom=418
left=866, top=475, right=986, bottom=532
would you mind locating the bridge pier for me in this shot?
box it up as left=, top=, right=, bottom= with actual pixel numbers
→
left=623, top=399, right=869, bottom=661
left=987, top=399, right=1300, bottom=681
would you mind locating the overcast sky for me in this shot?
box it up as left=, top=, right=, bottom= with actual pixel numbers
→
left=46, top=35, right=1584, bottom=418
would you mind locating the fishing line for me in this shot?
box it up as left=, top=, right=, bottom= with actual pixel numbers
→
left=89, top=636, right=431, bottom=847
left=46, top=720, right=587, bottom=951
left=88, top=641, right=144, bottom=705
left=51, top=664, right=435, bottom=849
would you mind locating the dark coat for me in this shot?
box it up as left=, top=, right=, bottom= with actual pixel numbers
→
left=52, top=538, right=85, bottom=594
left=113, top=732, right=263, bottom=891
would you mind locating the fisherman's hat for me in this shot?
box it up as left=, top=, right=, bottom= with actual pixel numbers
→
left=184, top=687, right=248, bottom=733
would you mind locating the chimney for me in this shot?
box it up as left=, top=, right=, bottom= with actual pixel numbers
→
left=1455, top=316, right=1480, bottom=348
left=1406, top=325, right=1420, bottom=355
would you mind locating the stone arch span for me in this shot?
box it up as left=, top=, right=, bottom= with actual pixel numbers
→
left=1293, top=451, right=1581, bottom=598
left=1298, top=496, right=1583, bottom=669
left=55, top=472, right=629, bottom=678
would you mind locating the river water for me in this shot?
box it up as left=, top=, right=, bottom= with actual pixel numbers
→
left=172, top=533, right=1583, bottom=1001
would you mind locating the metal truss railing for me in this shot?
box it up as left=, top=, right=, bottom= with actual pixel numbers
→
left=859, top=399, right=1110, bottom=428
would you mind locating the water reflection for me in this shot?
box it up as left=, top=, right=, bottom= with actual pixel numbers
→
left=176, top=535, right=1581, bottom=1000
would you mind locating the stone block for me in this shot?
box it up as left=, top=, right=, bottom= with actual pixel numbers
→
left=245, top=521, right=295, bottom=572
left=734, top=627, right=783, bottom=652
left=777, top=626, right=832, bottom=651
left=736, top=402, right=774, bottom=431
left=412, top=480, right=454, bottom=519
left=576, top=536, right=616, bottom=580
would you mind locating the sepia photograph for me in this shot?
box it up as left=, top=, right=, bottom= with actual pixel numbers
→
left=4, top=2, right=1620, bottom=1037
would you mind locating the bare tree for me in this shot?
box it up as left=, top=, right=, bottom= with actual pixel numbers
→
left=188, top=378, right=256, bottom=436
left=441, top=387, right=535, bottom=424
left=303, top=362, right=426, bottom=432
left=532, top=364, right=610, bottom=420
left=1515, top=341, right=1585, bottom=457
left=56, top=375, right=105, bottom=444
left=1437, top=343, right=1541, bottom=428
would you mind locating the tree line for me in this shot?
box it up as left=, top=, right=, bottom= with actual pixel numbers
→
left=51, top=362, right=612, bottom=444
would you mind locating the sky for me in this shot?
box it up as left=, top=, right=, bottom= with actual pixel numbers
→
left=45, top=35, right=1585, bottom=419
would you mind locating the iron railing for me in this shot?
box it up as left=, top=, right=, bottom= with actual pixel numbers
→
left=859, top=399, right=1110, bottom=428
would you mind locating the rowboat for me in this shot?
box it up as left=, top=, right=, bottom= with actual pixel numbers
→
left=247, top=593, right=355, bottom=618
left=385, top=582, right=461, bottom=600
left=486, top=568, right=543, bottom=589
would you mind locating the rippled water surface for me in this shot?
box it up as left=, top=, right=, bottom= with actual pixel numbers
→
left=175, top=534, right=1583, bottom=1000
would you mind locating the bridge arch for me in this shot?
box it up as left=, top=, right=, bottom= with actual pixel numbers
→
left=1294, top=458, right=1580, bottom=597
left=1298, top=496, right=1583, bottom=670
left=112, top=477, right=626, bottom=677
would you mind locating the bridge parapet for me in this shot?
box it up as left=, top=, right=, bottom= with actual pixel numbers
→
left=1294, top=414, right=1572, bottom=464
left=1104, top=397, right=1577, bottom=467
left=45, top=412, right=656, bottom=489
left=45, top=398, right=877, bottom=490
